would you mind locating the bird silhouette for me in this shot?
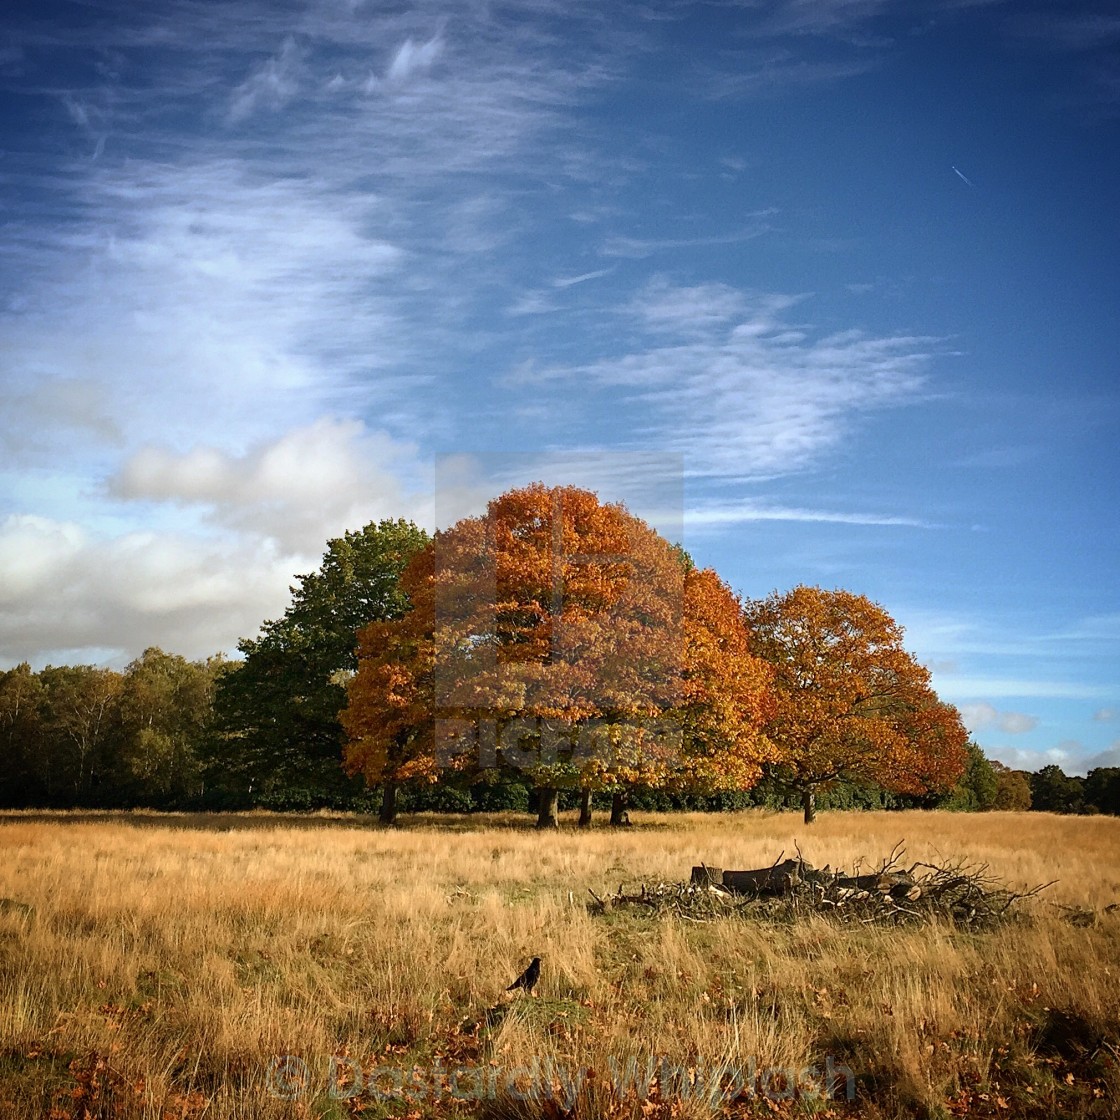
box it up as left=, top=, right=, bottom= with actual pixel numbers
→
left=505, top=956, right=541, bottom=995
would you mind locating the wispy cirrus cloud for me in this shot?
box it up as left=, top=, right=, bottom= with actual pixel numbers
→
left=1006, top=8, right=1120, bottom=113
left=703, top=52, right=879, bottom=99
left=228, top=35, right=304, bottom=121
left=0, top=0, right=636, bottom=665
left=385, top=33, right=444, bottom=85
left=553, top=268, right=613, bottom=289
left=1, top=164, right=408, bottom=465
left=1009, top=11, right=1120, bottom=53
left=683, top=502, right=933, bottom=529
left=509, top=277, right=940, bottom=481
left=601, top=221, right=774, bottom=259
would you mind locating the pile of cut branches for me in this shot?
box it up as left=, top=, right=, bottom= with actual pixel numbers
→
left=586, top=844, right=1053, bottom=930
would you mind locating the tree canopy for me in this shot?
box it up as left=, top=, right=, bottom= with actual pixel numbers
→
left=743, top=585, right=969, bottom=823
left=342, top=484, right=773, bottom=825
left=7, top=497, right=1094, bottom=826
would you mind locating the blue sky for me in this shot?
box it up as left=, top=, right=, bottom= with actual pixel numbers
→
left=1, top=0, right=1117, bottom=774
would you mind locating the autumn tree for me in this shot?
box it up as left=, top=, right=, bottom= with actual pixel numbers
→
left=743, top=585, right=968, bottom=824
left=208, top=519, right=428, bottom=807
left=342, top=484, right=773, bottom=827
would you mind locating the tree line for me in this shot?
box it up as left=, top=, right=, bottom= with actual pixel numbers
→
left=2, top=490, right=1115, bottom=823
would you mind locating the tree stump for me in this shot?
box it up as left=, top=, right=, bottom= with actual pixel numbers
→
left=690, top=866, right=724, bottom=887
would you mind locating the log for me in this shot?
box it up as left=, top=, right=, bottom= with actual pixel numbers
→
left=835, top=872, right=917, bottom=894
left=721, top=859, right=803, bottom=896
left=690, top=866, right=724, bottom=887
left=891, top=883, right=922, bottom=902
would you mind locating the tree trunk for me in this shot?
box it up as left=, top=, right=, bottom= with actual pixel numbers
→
left=379, top=781, right=398, bottom=826
left=578, top=787, right=593, bottom=829
left=802, top=788, right=816, bottom=825
left=610, top=791, right=631, bottom=827
left=536, top=786, right=560, bottom=830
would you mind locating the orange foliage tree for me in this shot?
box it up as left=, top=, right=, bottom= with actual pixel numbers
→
left=341, top=483, right=773, bottom=826
left=743, top=585, right=968, bottom=823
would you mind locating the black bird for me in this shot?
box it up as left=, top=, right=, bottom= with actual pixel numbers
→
left=505, top=956, right=541, bottom=995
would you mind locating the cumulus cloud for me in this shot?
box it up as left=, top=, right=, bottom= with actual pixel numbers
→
left=987, top=742, right=1081, bottom=773
left=1, top=416, right=434, bottom=667
left=959, top=702, right=1039, bottom=735
left=1093, top=708, right=1117, bottom=722
left=1081, top=743, right=1120, bottom=770
left=0, top=514, right=294, bottom=665
left=110, top=418, right=430, bottom=554
left=981, top=740, right=1120, bottom=778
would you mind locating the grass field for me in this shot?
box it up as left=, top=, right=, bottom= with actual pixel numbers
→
left=1, top=809, right=1118, bottom=1119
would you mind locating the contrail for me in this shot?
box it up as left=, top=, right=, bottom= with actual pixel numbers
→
left=952, top=165, right=975, bottom=187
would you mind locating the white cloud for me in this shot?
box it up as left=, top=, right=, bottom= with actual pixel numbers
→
left=553, top=268, right=612, bottom=289
left=959, top=702, right=1039, bottom=735
left=0, top=514, right=293, bottom=665
left=0, top=418, right=434, bottom=668
left=1082, top=743, right=1120, bottom=771
left=601, top=223, right=774, bottom=259
left=1, top=164, right=408, bottom=468
left=229, top=36, right=304, bottom=121
left=1094, top=708, right=1118, bottom=722
left=684, top=501, right=930, bottom=529
left=988, top=741, right=1120, bottom=777
left=987, top=743, right=1081, bottom=773
left=515, top=278, right=939, bottom=481
left=386, top=34, right=444, bottom=83
left=110, top=418, right=431, bottom=554
left=628, top=277, right=761, bottom=336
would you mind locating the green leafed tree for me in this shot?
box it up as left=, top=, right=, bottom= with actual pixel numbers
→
left=1085, top=767, right=1120, bottom=815
left=37, top=664, right=124, bottom=803
left=113, top=648, right=223, bottom=806
left=1028, top=764, right=1085, bottom=814
left=0, top=663, right=47, bottom=806
left=939, top=741, right=999, bottom=811
left=206, top=519, right=429, bottom=808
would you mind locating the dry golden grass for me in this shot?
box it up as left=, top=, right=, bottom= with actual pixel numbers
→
left=1, top=809, right=1118, bottom=1120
